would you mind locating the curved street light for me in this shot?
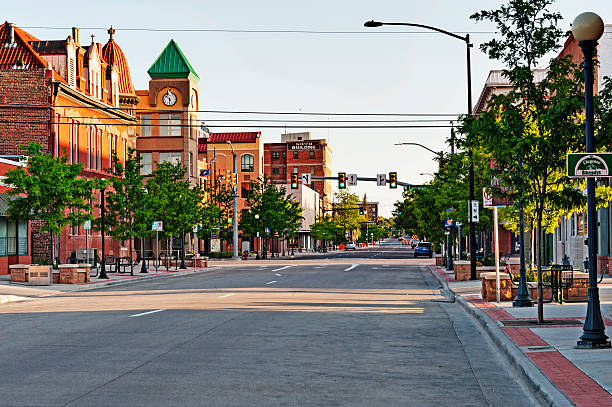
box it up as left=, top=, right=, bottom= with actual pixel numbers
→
left=394, top=142, right=443, bottom=158
left=366, top=19, right=477, bottom=280
left=572, top=12, right=610, bottom=349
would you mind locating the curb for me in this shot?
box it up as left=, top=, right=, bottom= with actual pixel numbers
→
left=429, top=266, right=573, bottom=407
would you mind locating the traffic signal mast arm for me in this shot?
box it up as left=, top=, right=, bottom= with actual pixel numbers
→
left=311, top=175, right=426, bottom=188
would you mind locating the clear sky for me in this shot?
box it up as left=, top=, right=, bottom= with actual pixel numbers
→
left=5, top=0, right=612, bottom=216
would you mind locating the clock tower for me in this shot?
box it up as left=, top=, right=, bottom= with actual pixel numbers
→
left=135, top=39, right=203, bottom=184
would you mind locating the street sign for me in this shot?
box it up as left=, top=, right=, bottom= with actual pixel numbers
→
left=83, top=220, right=91, bottom=230
left=301, top=173, right=312, bottom=185
left=483, top=188, right=493, bottom=208
left=347, top=173, right=357, bottom=186
left=376, top=174, right=386, bottom=186
left=444, top=218, right=455, bottom=227
left=193, top=225, right=199, bottom=233
left=470, top=201, right=479, bottom=223
left=567, top=153, right=612, bottom=177
left=152, top=221, right=163, bottom=231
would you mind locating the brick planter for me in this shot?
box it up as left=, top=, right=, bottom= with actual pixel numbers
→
left=480, top=271, right=589, bottom=302
left=454, top=262, right=494, bottom=281
left=435, top=255, right=443, bottom=267
left=9, top=264, right=29, bottom=283
left=58, top=264, right=91, bottom=284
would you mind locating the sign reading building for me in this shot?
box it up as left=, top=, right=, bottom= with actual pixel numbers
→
left=567, top=153, right=612, bottom=177
left=288, top=141, right=322, bottom=150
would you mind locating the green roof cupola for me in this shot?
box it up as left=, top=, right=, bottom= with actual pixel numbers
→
left=147, top=39, right=199, bottom=82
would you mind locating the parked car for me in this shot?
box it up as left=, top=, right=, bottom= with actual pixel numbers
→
left=414, top=242, right=433, bottom=258
left=345, top=242, right=356, bottom=250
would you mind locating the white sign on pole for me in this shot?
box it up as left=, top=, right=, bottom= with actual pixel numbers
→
left=470, top=201, right=479, bottom=223
left=301, top=173, right=312, bottom=185
left=376, top=174, right=386, bottom=186
left=347, top=174, right=358, bottom=186
left=193, top=225, right=199, bottom=233
left=83, top=220, right=91, bottom=230
left=152, top=221, right=163, bottom=231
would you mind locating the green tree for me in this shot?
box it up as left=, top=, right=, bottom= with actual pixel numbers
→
left=146, top=162, right=201, bottom=261
left=333, top=190, right=364, bottom=241
left=462, top=0, right=612, bottom=321
left=310, top=216, right=338, bottom=247
left=5, top=142, right=99, bottom=264
left=101, top=149, right=147, bottom=273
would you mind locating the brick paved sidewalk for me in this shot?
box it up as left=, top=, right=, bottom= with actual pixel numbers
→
left=430, top=265, right=612, bottom=407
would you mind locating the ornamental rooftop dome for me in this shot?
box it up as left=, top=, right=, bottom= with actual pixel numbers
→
left=101, top=26, right=136, bottom=95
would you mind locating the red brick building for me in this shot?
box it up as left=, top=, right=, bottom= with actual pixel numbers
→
left=0, top=22, right=138, bottom=265
left=264, top=132, right=332, bottom=209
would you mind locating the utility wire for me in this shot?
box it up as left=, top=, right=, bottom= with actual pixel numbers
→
left=0, top=119, right=452, bottom=129
left=0, top=103, right=462, bottom=117
left=22, top=26, right=496, bottom=35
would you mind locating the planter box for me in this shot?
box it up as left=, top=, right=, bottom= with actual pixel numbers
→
left=435, top=255, right=443, bottom=267
left=454, top=262, right=494, bottom=281
left=194, top=257, right=208, bottom=268
left=9, top=264, right=30, bottom=283
left=58, top=264, right=91, bottom=284
left=480, top=271, right=589, bottom=302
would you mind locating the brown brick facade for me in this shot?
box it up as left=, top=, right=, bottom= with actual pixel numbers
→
left=0, top=69, right=52, bottom=154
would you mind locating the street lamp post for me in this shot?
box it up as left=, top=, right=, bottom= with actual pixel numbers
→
left=255, top=214, right=260, bottom=260
left=368, top=20, right=477, bottom=280
left=140, top=187, right=148, bottom=273
left=99, top=179, right=108, bottom=279
left=226, top=141, right=239, bottom=259
left=573, top=12, right=610, bottom=349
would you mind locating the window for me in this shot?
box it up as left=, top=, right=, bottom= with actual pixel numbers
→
left=283, top=167, right=287, bottom=176
left=159, top=152, right=182, bottom=165
left=189, top=152, right=194, bottom=176
left=2, top=219, right=28, bottom=256
left=140, top=153, right=152, bottom=175
left=86, top=126, right=91, bottom=169
left=140, top=114, right=152, bottom=137
left=241, top=154, right=254, bottom=172
left=241, top=182, right=252, bottom=198
left=54, top=114, right=60, bottom=157
left=282, top=151, right=286, bottom=158
left=272, top=152, right=280, bottom=159
left=293, top=167, right=298, bottom=173
left=293, top=151, right=299, bottom=159
left=272, top=168, right=280, bottom=175
left=158, top=113, right=181, bottom=137
left=309, top=150, right=315, bottom=159
left=97, top=128, right=103, bottom=170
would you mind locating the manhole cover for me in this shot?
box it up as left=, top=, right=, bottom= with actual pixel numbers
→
left=500, top=319, right=582, bottom=327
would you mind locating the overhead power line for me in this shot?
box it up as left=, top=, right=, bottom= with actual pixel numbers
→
left=0, top=103, right=462, bottom=117
left=0, top=119, right=452, bottom=129
left=22, top=26, right=496, bottom=35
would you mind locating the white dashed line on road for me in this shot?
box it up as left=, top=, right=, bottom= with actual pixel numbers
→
left=266, top=280, right=277, bottom=285
left=275, top=273, right=283, bottom=276
left=344, top=264, right=359, bottom=271
left=272, top=265, right=292, bottom=272
left=218, top=293, right=235, bottom=298
left=129, top=309, right=165, bottom=318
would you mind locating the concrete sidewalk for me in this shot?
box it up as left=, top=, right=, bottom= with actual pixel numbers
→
left=430, top=265, right=612, bottom=407
left=0, top=263, right=214, bottom=303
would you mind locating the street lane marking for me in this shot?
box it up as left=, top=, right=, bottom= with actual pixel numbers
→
left=345, top=264, right=359, bottom=271
left=272, top=265, right=292, bottom=272
left=275, top=273, right=283, bottom=276
left=129, top=309, right=165, bottom=318
left=218, top=293, right=235, bottom=298
left=266, top=280, right=277, bottom=285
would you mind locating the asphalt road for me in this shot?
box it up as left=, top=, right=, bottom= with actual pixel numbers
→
left=0, top=239, right=539, bottom=406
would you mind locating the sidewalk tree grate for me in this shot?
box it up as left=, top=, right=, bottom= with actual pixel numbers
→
left=500, top=319, right=582, bottom=327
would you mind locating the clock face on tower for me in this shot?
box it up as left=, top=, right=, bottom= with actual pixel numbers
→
left=162, top=89, right=177, bottom=106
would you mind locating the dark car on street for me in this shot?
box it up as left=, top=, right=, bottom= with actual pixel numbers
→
left=414, top=242, right=433, bottom=258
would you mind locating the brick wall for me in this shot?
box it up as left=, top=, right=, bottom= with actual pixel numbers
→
left=30, top=220, right=52, bottom=263
left=0, top=69, right=52, bottom=154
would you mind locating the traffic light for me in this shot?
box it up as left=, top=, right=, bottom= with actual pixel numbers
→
left=225, top=169, right=231, bottom=185
left=290, top=173, right=299, bottom=189
left=338, top=172, right=346, bottom=189
left=389, top=172, right=397, bottom=189
left=359, top=205, right=365, bottom=215
left=231, top=172, right=237, bottom=187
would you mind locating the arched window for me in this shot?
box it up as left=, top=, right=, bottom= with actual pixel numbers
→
left=241, top=154, right=254, bottom=172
